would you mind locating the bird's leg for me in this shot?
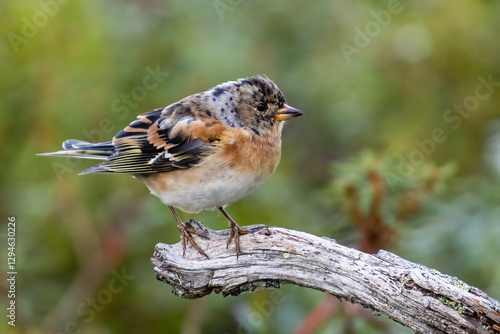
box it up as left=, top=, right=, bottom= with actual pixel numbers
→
left=169, top=206, right=209, bottom=259
left=218, top=207, right=250, bottom=257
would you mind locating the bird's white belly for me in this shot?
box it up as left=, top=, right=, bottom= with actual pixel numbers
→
left=139, top=166, right=271, bottom=213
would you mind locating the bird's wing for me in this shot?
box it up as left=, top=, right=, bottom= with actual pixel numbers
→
left=80, top=107, right=226, bottom=174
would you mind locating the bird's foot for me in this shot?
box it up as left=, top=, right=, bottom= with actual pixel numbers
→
left=227, top=222, right=250, bottom=258
left=178, top=219, right=209, bottom=259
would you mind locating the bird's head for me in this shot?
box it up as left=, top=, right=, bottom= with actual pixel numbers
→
left=209, top=75, right=303, bottom=135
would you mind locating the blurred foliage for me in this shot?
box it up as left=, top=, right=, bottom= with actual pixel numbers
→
left=328, top=150, right=456, bottom=253
left=1, top=0, right=500, bottom=333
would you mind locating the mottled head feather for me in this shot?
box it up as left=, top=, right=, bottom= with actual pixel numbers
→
left=202, top=75, right=287, bottom=135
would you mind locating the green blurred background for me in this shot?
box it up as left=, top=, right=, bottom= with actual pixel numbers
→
left=2, top=0, right=500, bottom=333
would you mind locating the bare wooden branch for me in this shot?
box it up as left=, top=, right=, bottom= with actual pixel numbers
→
left=151, top=222, right=500, bottom=333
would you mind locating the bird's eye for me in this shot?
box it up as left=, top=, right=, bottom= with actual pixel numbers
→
left=256, top=103, right=267, bottom=111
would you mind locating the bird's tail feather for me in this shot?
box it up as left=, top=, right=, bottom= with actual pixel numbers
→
left=38, top=139, right=115, bottom=160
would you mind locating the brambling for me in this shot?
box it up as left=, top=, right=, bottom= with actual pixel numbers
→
left=41, top=75, right=303, bottom=258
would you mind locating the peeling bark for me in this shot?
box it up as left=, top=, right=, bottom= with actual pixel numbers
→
left=152, top=222, right=500, bottom=333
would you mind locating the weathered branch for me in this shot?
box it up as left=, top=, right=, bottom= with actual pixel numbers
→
left=151, top=222, right=500, bottom=333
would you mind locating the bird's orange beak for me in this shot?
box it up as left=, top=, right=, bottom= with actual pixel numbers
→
left=274, top=104, right=304, bottom=122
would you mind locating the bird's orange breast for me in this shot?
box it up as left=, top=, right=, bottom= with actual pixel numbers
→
left=215, top=125, right=282, bottom=176
left=137, top=124, right=284, bottom=212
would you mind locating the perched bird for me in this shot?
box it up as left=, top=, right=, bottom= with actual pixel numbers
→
left=40, top=75, right=303, bottom=258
